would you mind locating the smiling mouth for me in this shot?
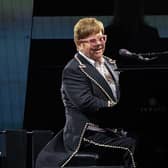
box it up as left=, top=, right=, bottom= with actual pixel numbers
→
left=93, top=47, right=104, bottom=51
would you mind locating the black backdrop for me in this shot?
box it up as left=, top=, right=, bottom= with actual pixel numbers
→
left=33, top=0, right=168, bottom=16
left=23, top=0, right=168, bottom=167
left=24, top=39, right=76, bottom=132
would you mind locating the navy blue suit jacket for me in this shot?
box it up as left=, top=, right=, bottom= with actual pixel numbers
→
left=36, top=53, right=120, bottom=167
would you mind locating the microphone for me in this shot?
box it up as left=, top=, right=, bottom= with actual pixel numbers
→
left=119, top=49, right=136, bottom=57
left=119, top=49, right=157, bottom=61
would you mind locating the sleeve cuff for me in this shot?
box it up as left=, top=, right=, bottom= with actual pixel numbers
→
left=107, top=100, right=116, bottom=107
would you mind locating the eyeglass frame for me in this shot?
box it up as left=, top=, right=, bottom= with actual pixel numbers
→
left=79, top=34, right=107, bottom=45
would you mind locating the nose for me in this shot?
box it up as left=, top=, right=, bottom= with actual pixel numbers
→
left=95, top=39, right=103, bottom=45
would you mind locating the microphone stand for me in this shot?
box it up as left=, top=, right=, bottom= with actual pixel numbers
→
left=116, top=50, right=168, bottom=72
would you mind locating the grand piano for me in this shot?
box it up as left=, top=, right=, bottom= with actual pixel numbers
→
left=112, top=49, right=168, bottom=168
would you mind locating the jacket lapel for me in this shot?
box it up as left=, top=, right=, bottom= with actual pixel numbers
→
left=104, top=59, right=120, bottom=100
left=75, top=53, right=115, bottom=100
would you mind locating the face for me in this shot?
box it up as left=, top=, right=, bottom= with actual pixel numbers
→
left=78, top=32, right=107, bottom=62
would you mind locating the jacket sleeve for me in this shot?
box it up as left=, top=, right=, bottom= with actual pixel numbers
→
left=62, top=65, right=108, bottom=113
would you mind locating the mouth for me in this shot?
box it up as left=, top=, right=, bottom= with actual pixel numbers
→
left=95, top=50, right=103, bottom=54
left=93, top=47, right=104, bottom=54
left=92, top=46, right=104, bottom=51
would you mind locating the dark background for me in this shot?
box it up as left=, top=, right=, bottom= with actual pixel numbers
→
left=24, top=0, right=168, bottom=129
left=23, top=1, right=168, bottom=167
left=33, top=0, right=168, bottom=16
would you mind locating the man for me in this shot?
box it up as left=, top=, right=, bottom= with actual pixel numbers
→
left=36, top=17, right=136, bottom=168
